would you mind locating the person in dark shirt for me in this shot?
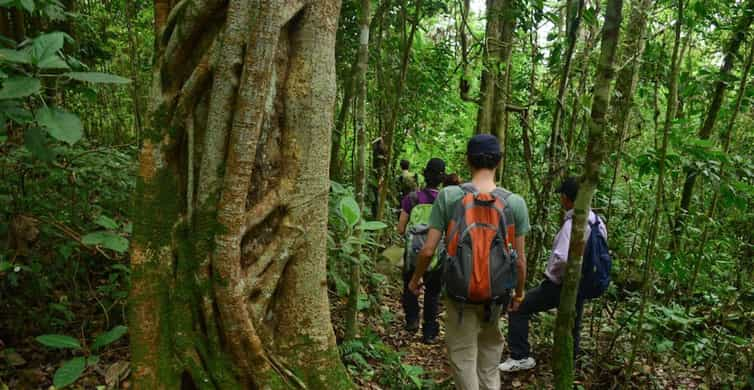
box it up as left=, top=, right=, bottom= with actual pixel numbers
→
left=397, top=158, right=446, bottom=344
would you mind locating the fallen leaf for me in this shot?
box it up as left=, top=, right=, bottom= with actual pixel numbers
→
left=105, top=361, right=130, bottom=388
left=1, top=349, right=26, bottom=367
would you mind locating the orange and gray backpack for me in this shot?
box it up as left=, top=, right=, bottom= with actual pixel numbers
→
left=444, top=184, right=518, bottom=305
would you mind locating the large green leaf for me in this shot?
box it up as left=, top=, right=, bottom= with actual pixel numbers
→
left=0, top=77, right=41, bottom=99
left=0, top=101, right=32, bottom=124
left=31, top=32, right=66, bottom=65
left=94, top=215, right=118, bottom=230
left=36, top=107, right=83, bottom=145
left=338, top=196, right=361, bottom=227
left=81, top=231, right=129, bottom=253
left=35, top=334, right=81, bottom=350
left=0, top=48, right=31, bottom=64
left=37, top=54, right=69, bottom=70
left=65, top=72, right=131, bottom=84
left=53, top=357, right=86, bottom=388
left=91, top=325, right=127, bottom=351
left=18, top=0, right=34, bottom=12
left=24, top=126, right=54, bottom=161
left=358, top=221, right=387, bottom=231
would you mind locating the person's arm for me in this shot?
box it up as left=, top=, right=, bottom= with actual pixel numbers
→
left=408, top=228, right=442, bottom=295
left=509, top=235, right=527, bottom=311
left=397, top=210, right=409, bottom=235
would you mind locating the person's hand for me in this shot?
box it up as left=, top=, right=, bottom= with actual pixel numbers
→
left=508, top=297, right=522, bottom=312
left=408, top=276, right=423, bottom=296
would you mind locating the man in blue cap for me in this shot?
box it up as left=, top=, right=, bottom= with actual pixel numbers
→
left=409, top=134, right=531, bottom=390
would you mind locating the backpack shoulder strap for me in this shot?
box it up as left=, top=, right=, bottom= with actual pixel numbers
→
left=491, top=187, right=513, bottom=202
left=491, top=188, right=516, bottom=244
left=460, top=183, right=478, bottom=196
left=408, top=191, right=420, bottom=211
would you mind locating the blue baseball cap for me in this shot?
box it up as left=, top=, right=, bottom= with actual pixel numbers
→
left=467, top=134, right=501, bottom=156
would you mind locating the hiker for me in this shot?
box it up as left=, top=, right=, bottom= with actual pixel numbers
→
left=409, top=134, right=530, bottom=390
left=397, top=159, right=419, bottom=203
left=499, top=176, right=609, bottom=372
left=397, top=158, right=447, bottom=344
left=444, top=172, right=462, bottom=187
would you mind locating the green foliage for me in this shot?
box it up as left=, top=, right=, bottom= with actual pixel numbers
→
left=34, top=326, right=128, bottom=388
left=328, top=181, right=386, bottom=297
left=338, top=331, right=433, bottom=389
left=52, top=357, right=86, bottom=389
left=35, top=334, right=81, bottom=350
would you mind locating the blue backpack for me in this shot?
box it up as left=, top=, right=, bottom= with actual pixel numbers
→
left=579, top=217, right=611, bottom=300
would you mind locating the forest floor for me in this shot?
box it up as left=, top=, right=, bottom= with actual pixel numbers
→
left=344, top=254, right=712, bottom=390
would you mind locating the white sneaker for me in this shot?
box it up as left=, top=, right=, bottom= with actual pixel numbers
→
left=499, top=357, right=536, bottom=372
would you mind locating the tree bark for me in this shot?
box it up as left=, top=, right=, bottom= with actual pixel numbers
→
left=459, top=0, right=472, bottom=101
left=628, top=0, right=685, bottom=371
left=476, top=0, right=517, bottom=136
left=606, top=0, right=654, bottom=222
left=551, top=0, right=623, bottom=387
left=672, top=0, right=754, bottom=250
left=345, top=0, right=372, bottom=341
left=532, top=0, right=584, bottom=271
left=330, top=66, right=355, bottom=180
left=131, top=1, right=353, bottom=388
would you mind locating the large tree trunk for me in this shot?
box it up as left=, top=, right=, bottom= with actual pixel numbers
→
left=345, top=0, right=373, bottom=341
left=130, top=1, right=352, bottom=388
left=605, top=0, right=654, bottom=222
left=672, top=0, right=754, bottom=250
left=475, top=0, right=518, bottom=136
left=551, top=0, right=623, bottom=386
left=628, top=0, right=685, bottom=371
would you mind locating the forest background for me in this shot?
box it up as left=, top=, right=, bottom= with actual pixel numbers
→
left=0, top=0, right=753, bottom=388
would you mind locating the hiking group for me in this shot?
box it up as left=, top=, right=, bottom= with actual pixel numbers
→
left=396, top=134, right=611, bottom=389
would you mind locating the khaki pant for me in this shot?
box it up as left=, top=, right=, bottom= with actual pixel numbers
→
left=445, top=298, right=506, bottom=390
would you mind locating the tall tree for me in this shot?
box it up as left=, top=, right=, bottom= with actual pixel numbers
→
left=551, top=0, right=623, bottom=386
left=374, top=0, right=423, bottom=221
left=531, top=0, right=584, bottom=267
left=475, top=0, right=518, bottom=136
left=345, top=0, right=373, bottom=341
left=606, top=0, right=654, bottom=221
left=629, top=0, right=686, bottom=370
left=672, top=0, right=754, bottom=250
left=130, top=1, right=352, bottom=388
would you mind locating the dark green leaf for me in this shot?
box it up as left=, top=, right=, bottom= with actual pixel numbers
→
left=37, top=54, right=69, bottom=70
left=35, top=334, right=81, bottom=350
left=31, top=32, right=66, bottom=65
left=94, top=215, right=118, bottom=230
left=91, top=325, right=127, bottom=351
left=19, top=0, right=34, bottom=12
left=65, top=72, right=131, bottom=84
left=0, top=48, right=31, bottom=64
left=53, top=357, right=86, bottom=388
left=0, top=77, right=41, bottom=99
left=81, top=231, right=129, bottom=253
left=36, top=107, right=83, bottom=145
left=24, top=126, right=54, bottom=161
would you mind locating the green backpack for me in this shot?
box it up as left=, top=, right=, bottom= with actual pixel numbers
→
left=404, top=192, right=441, bottom=272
